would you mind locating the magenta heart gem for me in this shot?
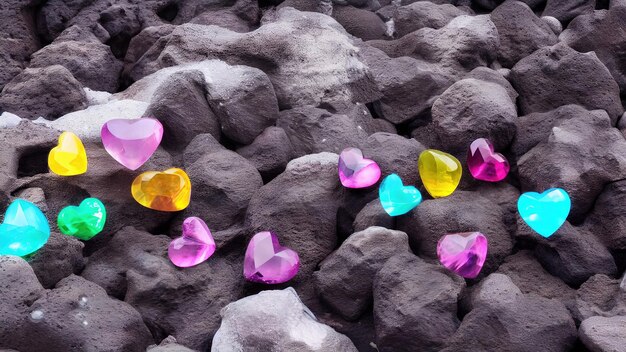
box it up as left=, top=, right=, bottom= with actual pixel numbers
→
left=243, top=231, right=300, bottom=284
left=101, top=118, right=164, bottom=170
left=338, top=147, right=381, bottom=188
left=168, top=217, right=216, bottom=268
left=467, top=138, right=510, bottom=182
left=437, top=232, right=488, bottom=279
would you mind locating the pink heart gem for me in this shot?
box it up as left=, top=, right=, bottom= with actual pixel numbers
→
left=338, top=147, right=381, bottom=188
left=101, top=118, right=164, bottom=170
left=467, top=138, right=510, bottom=182
left=168, top=217, right=216, bottom=268
left=437, top=232, right=488, bottom=279
left=243, top=231, right=300, bottom=284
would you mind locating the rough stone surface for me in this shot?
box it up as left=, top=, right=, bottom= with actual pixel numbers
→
left=579, top=316, right=626, bottom=352
left=0, top=66, right=88, bottom=120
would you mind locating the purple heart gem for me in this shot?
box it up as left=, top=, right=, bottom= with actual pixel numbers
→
left=437, top=232, right=488, bottom=279
left=338, top=147, right=381, bottom=188
left=168, top=217, right=216, bottom=268
left=243, top=231, right=300, bottom=284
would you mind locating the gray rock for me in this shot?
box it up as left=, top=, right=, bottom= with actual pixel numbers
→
left=147, top=336, right=197, bottom=352
left=579, top=316, right=626, bottom=352
left=491, top=1, right=558, bottom=68
left=369, top=15, right=499, bottom=81
left=397, top=191, right=514, bottom=277
left=584, top=180, right=626, bottom=253
left=465, top=66, right=519, bottom=102
left=314, top=227, right=411, bottom=320
left=277, top=106, right=369, bottom=157
left=571, top=274, right=626, bottom=323
left=212, top=288, right=358, bottom=352
left=82, top=227, right=244, bottom=350
left=358, top=44, right=452, bottom=124
left=561, top=6, right=626, bottom=95
left=496, top=251, right=576, bottom=306
left=443, top=292, right=577, bottom=352
left=128, top=7, right=380, bottom=109
left=373, top=253, right=465, bottom=352
left=353, top=199, right=394, bottom=232
left=543, top=0, right=596, bottom=23
left=531, top=222, right=617, bottom=286
left=0, top=65, right=88, bottom=120
left=468, top=273, right=522, bottom=310
left=245, top=153, right=343, bottom=289
left=429, top=77, right=517, bottom=153
left=183, top=133, right=225, bottom=167
left=392, top=2, right=467, bottom=38
left=185, top=147, right=263, bottom=231
left=541, top=16, right=562, bottom=35
left=510, top=43, right=623, bottom=122
left=362, top=132, right=426, bottom=186
left=29, top=40, right=123, bottom=93
left=332, top=5, right=387, bottom=40
left=125, top=25, right=176, bottom=64
left=237, top=127, right=295, bottom=181
left=145, top=70, right=220, bottom=150
left=0, top=256, right=153, bottom=352
left=28, top=231, right=86, bottom=289
left=517, top=107, right=626, bottom=220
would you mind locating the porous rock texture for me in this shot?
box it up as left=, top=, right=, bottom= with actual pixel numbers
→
left=0, top=0, right=625, bottom=351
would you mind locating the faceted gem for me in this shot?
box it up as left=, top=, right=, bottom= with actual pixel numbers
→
left=437, top=232, right=488, bottom=279
left=0, top=199, right=50, bottom=257
left=131, top=168, right=191, bottom=212
left=168, top=217, right=216, bottom=268
left=418, top=149, right=462, bottom=198
left=48, top=131, right=88, bottom=176
left=379, top=173, right=422, bottom=216
left=518, top=188, right=571, bottom=238
left=338, top=147, right=381, bottom=188
left=244, top=231, right=299, bottom=284
left=101, top=118, right=163, bottom=170
left=467, top=138, right=510, bottom=182
left=57, top=198, right=106, bottom=240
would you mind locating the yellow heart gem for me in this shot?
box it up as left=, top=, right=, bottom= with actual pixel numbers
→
left=48, top=131, right=88, bottom=176
left=131, top=168, right=191, bottom=212
left=418, top=149, right=462, bottom=198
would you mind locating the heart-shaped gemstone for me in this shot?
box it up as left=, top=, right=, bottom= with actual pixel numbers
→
left=418, top=149, right=462, bottom=198
left=131, top=168, right=191, bottom=212
left=338, top=147, right=381, bottom=188
left=101, top=118, right=163, bottom=170
left=518, top=188, right=571, bottom=238
left=57, top=198, right=106, bottom=240
left=0, top=199, right=50, bottom=256
left=168, top=217, right=216, bottom=268
left=48, top=131, right=88, bottom=176
left=243, top=231, right=299, bottom=284
left=437, top=232, right=488, bottom=279
left=467, top=138, right=510, bottom=182
left=379, top=173, right=422, bottom=216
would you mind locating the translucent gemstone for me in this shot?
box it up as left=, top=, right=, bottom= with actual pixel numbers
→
left=131, top=168, right=191, bottom=212
left=168, top=217, right=216, bottom=268
left=57, top=198, right=106, bottom=240
left=101, top=118, right=163, bottom=171
left=378, top=173, right=422, bottom=216
left=437, top=232, right=488, bottom=279
left=244, top=231, right=299, bottom=284
left=48, top=131, right=88, bottom=176
left=418, top=149, right=462, bottom=198
left=338, top=147, right=381, bottom=188
left=518, top=188, right=571, bottom=238
left=467, top=138, right=510, bottom=182
left=0, top=199, right=50, bottom=257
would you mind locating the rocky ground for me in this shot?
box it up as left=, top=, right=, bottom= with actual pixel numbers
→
left=0, top=0, right=625, bottom=351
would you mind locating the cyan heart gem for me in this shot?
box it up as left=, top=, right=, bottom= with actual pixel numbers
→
left=0, top=199, right=50, bottom=256
left=379, top=174, right=422, bottom=216
left=518, top=188, right=571, bottom=238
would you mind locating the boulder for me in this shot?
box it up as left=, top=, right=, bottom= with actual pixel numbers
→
left=579, top=315, right=626, bottom=352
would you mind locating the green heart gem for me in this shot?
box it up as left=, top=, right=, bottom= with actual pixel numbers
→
left=57, top=198, right=106, bottom=240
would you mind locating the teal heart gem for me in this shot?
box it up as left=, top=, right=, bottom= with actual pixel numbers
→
left=57, top=198, right=107, bottom=240
left=0, top=199, right=50, bottom=256
left=518, top=188, right=571, bottom=238
left=379, top=173, right=422, bottom=216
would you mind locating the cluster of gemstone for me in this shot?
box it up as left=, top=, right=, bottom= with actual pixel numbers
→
left=337, top=139, right=570, bottom=278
